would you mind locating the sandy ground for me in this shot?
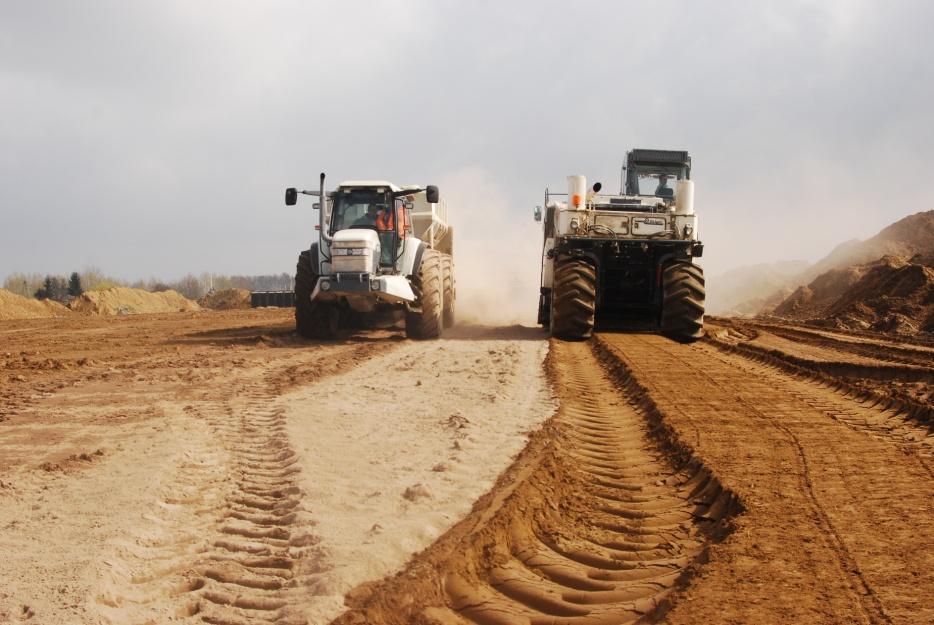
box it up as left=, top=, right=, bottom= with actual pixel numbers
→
left=282, top=326, right=552, bottom=622
left=0, top=311, right=553, bottom=624
left=333, top=327, right=933, bottom=625
left=2, top=310, right=932, bottom=625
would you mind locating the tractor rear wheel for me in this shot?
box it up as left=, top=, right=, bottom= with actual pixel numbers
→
left=442, top=254, right=455, bottom=328
left=550, top=259, right=596, bottom=340
left=405, top=249, right=443, bottom=339
left=660, top=260, right=705, bottom=342
left=295, top=250, right=339, bottom=339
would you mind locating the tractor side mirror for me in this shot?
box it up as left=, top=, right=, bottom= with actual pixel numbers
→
left=592, top=182, right=602, bottom=193
left=533, top=206, right=542, bottom=222
left=285, top=188, right=297, bottom=206
left=425, top=185, right=440, bottom=203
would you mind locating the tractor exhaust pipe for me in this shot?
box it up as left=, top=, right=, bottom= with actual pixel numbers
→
left=319, top=172, right=332, bottom=244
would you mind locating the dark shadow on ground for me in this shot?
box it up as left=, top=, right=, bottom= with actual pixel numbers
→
left=174, top=321, right=546, bottom=347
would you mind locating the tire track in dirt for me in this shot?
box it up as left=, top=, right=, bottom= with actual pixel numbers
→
left=703, top=328, right=933, bottom=470
left=193, top=387, right=316, bottom=625
left=89, top=341, right=394, bottom=625
left=743, top=321, right=934, bottom=367
left=597, top=333, right=934, bottom=625
left=331, top=340, right=738, bottom=625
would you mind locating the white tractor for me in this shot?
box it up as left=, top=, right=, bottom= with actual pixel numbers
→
left=536, top=149, right=705, bottom=341
left=286, top=174, right=454, bottom=339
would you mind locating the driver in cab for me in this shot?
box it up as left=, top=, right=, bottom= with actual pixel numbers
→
left=353, top=204, right=395, bottom=231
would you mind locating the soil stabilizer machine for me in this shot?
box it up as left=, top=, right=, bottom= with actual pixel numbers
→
left=286, top=174, right=454, bottom=339
left=535, top=149, right=705, bottom=341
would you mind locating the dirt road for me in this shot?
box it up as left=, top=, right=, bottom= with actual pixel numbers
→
left=1, top=311, right=931, bottom=624
left=0, top=311, right=553, bottom=624
left=335, top=326, right=933, bottom=625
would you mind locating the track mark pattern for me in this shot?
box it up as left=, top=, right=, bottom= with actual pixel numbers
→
left=88, top=345, right=389, bottom=624
left=704, top=329, right=934, bottom=468
left=194, top=385, right=319, bottom=625
left=597, top=332, right=934, bottom=624
left=332, top=340, right=738, bottom=625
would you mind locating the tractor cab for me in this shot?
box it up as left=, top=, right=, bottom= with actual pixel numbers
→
left=329, top=184, right=412, bottom=270
left=624, top=149, right=692, bottom=201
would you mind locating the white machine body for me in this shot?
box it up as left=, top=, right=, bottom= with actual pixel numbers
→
left=311, top=180, right=450, bottom=312
left=538, top=174, right=700, bottom=291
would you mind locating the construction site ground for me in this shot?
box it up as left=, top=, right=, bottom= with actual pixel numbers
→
left=0, top=310, right=931, bottom=625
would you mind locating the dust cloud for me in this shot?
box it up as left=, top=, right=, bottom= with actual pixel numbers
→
left=440, top=168, right=542, bottom=326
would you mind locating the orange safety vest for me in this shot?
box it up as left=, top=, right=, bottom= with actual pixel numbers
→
left=376, top=209, right=394, bottom=231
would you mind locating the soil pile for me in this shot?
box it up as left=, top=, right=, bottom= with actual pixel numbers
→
left=739, top=211, right=934, bottom=316
left=198, top=288, right=251, bottom=310
left=0, top=289, right=70, bottom=320
left=772, top=265, right=866, bottom=316
left=69, top=287, right=200, bottom=315
left=772, top=255, right=934, bottom=334
left=805, top=209, right=934, bottom=281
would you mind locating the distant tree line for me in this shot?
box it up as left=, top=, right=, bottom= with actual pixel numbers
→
left=2, top=267, right=293, bottom=303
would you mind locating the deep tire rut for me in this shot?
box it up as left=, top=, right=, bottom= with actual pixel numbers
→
left=332, top=340, right=738, bottom=625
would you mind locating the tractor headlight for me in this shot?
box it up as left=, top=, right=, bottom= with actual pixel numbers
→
left=320, top=280, right=331, bottom=291
left=370, top=279, right=381, bottom=290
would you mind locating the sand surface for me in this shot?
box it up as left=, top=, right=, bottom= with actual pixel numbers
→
left=282, top=327, right=553, bottom=622
left=69, top=287, right=200, bottom=315
left=0, top=311, right=553, bottom=624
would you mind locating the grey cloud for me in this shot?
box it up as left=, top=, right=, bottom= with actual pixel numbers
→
left=1, top=0, right=932, bottom=282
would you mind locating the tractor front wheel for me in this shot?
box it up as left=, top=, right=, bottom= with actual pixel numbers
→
left=405, top=249, right=444, bottom=339
left=295, top=250, right=339, bottom=339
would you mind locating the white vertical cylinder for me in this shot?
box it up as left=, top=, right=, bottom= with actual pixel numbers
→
left=567, top=175, right=586, bottom=208
left=675, top=180, right=694, bottom=215
left=558, top=175, right=587, bottom=233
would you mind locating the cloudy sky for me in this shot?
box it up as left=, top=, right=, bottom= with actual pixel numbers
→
left=2, top=0, right=932, bottom=308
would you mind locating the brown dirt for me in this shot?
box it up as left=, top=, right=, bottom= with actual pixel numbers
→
left=772, top=254, right=934, bottom=335
left=69, top=286, right=201, bottom=315
left=805, top=209, right=934, bottom=280
left=330, top=330, right=933, bottom=625
left=0, top=288, right=70, bottom=320
left=2, top=312, right=932, bottom=624
left=199, top=288, right=252, bottom=310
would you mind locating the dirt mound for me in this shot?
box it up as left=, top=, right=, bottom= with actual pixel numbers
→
left=772, top=255, right=934, bottom=334
left=198, top=288, right=251, bottom=310
left=805, top=209, right=934, bottom=280
left=0, top=289, right=70, bottom=320
left=69, top=287, right=200, bottom=315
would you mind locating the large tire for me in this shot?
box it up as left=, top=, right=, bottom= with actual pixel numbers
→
left=442, top=254, right=455, bottom=328
left=550, top=259, right=596, bottom=340
left=295, top=250, right=339, bottom=339
left=660, top=260, right=705, bottom=342
left=405, top=249, right=443, bottom=339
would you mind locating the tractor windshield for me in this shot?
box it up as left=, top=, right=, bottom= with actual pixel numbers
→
left=633, top=172, right=683, bottom=199
left=330, top=190, right=392, bottom=232
left=330, top=189, right=405, bottom=268
left=625, top=157, right=690, bottom=199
